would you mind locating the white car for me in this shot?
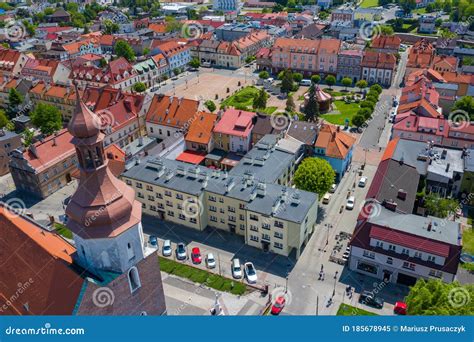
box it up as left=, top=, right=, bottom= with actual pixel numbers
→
left=322, top=193, right=331, bottom=204
left=358, top=177, right=368, bottom=187
left=175, top=242, right=187, bottom=260
left=244, top=262, right=258, bottom=283
left=162, top=239, right=172, bottom=257
left=206, top=253, right=216, bottom=269
left=329, top=184, right=337, bottom=193
left=346, top=196, right=355, bottom=210
left=232, top=258, right=243, bottom=279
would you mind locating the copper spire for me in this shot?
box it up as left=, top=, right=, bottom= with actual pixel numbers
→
left=67, top=82, right=101, bottom=138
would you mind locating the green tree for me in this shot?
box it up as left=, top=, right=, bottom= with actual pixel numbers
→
left=424, top=193, right=459, bottom=218
left=360, top=101, right=375, bottom=111
left=30, top=103, right=62, bottom=136
left=253, top=88, right=268, bottom=109
left=102, top=19, right=119, bottom=34
left=303, top=84, right=319, bottom=122
left=245, top=55, right=256, bottom=64
left=357, top=107, right=373, bottom=120
left=325, top=75, right=336, bottom=88
left=356, top=80, right=368, bottom=92
left=189, top=58, right=200, bottom=69
left=311, top=74, right=321, bottom=84
left=143, top=47, right=150, bottom=56
left=8, top=88, right=23, bottom=108
left=133, top=82, right=146, bottom=92
left=294, top=157, right=335, bottom=198
left=341, top=77, right=352, bottom=90
left=370, top=84, right=383, bottom=95
left=453, top=96, right=474, bottom=120
left=0, top=110, right=10, bottom=129
left=351, top=114, right=366, bottom=128
left=173, top=67, right=181, bottom=76
left=204, top=100, right=216, bottom=112
left=285, top=94, right=295, bottom=113
left=380, top=26, right=394, bottom=35
left=99, top=58, right=107, bottom=68
left=406, top=279, right=474, bottom=315
left=258, top=71, right=269, bottom=79
left=280, top=69, right=294, bottom=94
left=115, top=40, right=136, bottom=62
left=22, top=129, right=34, bottom=147
left=165, top=16, right=182, bottom=32
left=292, top=72, right=303, bottom=83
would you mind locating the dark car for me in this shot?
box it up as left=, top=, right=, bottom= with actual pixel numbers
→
left=148, top=235, right=158, bottom=247
left=359, top=291, right=384, bottom=309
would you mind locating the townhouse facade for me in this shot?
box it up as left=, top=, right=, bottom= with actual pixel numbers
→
left=361, top=51, right=396, bottom=87
left=0, top=129, right=21, bottom=176
left=336, top=49, right=363, bottom=83
left=213, top=109, right=256, bottom=153
left=156, top=41, right=191, bottom=74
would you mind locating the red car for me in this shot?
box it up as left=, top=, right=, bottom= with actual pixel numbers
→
left=394, top=301, right=407, bottom=315
left=191, top=247, right=202, bottom=264
left=271, top=296, right=286, bottom=315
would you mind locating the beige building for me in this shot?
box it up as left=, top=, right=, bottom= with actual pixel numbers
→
left=122, top=155, right=318, bottom=258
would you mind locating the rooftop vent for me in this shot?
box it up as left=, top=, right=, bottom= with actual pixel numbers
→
left=397, top=189, right=407, bottom=200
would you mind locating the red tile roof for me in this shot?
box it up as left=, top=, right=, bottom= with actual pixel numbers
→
left=371, top=35, right=401, bottom=50
left=175, top=150, right=207, bottom=165
left=146, top=94, right=199, bottom=129
left=185, top=111, right=217, bottom=145
left=213, top=109, right=256, bottom=138
left=314, top=124, right=356, bottom=159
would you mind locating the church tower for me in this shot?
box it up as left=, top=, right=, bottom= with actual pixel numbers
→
left=65, top=85, right=145, bottom=274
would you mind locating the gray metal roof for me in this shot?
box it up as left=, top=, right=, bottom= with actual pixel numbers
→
left=122, top=156, right=317, bottom=223
left=464, top=149, right=474, bottom=172
left=391, top=139, right=429, bottom=175
left=369, top=206, right=461, bottom=246
left=0, top=129, right=19, bottom=142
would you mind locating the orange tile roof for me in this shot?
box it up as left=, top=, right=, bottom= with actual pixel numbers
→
left=371, top=35, right=401, bottom=50
left=315, top=124, right=356, bottom=159
left=99, top=34, right=114, bottom=46
left=381, top=137, right=399, bottom=161
left=185, top=111, right=218, bottom=145
left=146, top=94, right=199, bottom=129
left=149, top=23, right=167, bottom=34
left=24, top=129, right=76, bottom=173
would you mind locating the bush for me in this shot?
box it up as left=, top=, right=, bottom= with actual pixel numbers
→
left=293, top=72, right=303, bottom=83
left=360, top=101, right=375, bottom=111
left=370, top=84, right=382, bottom=95
left=358, top=108, right=373, bottom=120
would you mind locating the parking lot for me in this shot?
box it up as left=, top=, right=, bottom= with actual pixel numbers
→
left=142, top=214, right=291, bottom=289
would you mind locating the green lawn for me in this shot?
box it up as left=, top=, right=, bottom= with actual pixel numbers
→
left=159, top=257, right=248, bottom=295
left=462, top=219, right=474, bottom=255
left=321, top=100, right=360, bottom=126
left=413, top=7, right=427, bottom=14
left=337, top=303, right=378, bottom=316
left=360, top=0, right=378, bottom=8
left=221, top=86, right=259, bottom=109
left=54, top=223, right=73, bottom=239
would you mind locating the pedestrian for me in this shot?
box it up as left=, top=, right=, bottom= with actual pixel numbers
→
left=321, top=265, right=324, bottom=272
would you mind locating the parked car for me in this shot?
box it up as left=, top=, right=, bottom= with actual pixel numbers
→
left=271, top=296, right=286, bottom=315
left=176, top=243, right=187, bottom=260
left=149, top=235, right=158, bottom=247
left=359, top=290, right=384, bottom=309
left=300, top=79, right=311, bottom=86
left=232, top=258, right=243, bottom=279
left=394, top=301, right=407, bottom=315
left=191, top=247, right=202, bottom=264
left=322, top=193, right=331, bottom=204
left=358, top=176, right=368, bottom=187
left=205, top=253, right=216, bottom=269
left=162, top=239, right=172, bottom=257
left=244, top=262, right=258, bottom=283
left=329, top=184, right=337, bottom=193
left=346, top=196, right=355, bottom=210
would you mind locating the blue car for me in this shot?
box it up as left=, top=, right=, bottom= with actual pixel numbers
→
left=149, top=235, right=158, bottom=247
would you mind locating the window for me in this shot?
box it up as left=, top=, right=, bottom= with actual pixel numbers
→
left=126, top=179, right=132, bottom=185
left=262, top=223, right=270, bottom=230
left=219, top=208, right=225, bottom=214
left=136, top=182, right=143, bottom=189
left=148, top=195, right=154, bottom=201
left=150, top=205, right=157, bottom=212
left=190, top=218, right=197, bottom=224
left=209, top=195, right=216, bottom=202
left=274, top=231, right=283, bottom=239
left=166, top=201, right=173, bottom=207
left=156, top=193, right=163, bottom=199
left=262, top=233, right=270, bottom=241
left=250, top=214, right=259, bottom=221
left=228, top=206, right=235, bottom=213
left=274, top=242, right=283, bottom=249
left=414, top=251, right=422, bottom=259
left=274, top=220, right=284, bottom=228
left=388, top=244, right=396, bottom=252
left=209, top=205, right=217, bottom=212
left=375, top=241, right=383, bottom=248
left=427, top=255, right=436, bottom=263
left=167, top=211, right=174, bottom=217
left=210, top=215, right=217, bottom=222
left=138, top=192, right=144, bottom=199
left=219, top=197, right=224, bottom=203
left=128, top=267, right=141, bottom=293
left=402, top=262, right=415, bottom=271
left=176, top=194, right=183, bottom=200
left=429, top=269, right=442, bottom=278
left=239, top=203, right=246, bottom=210
left=127, top=242, right=135, bottom=260
left=401, top=248, right=409, bottom=255
left=250, top=235, right=259, bottom=242
left=179, top=213, right=185, bottom=220
left=363, top=250, right=375, bottom=259
left=228, top=215, right=236, bottom=222
left=386, top=257, right=393, bottom=265
left=165, top=190, right=172, bottom=197
left=146, top=185, right=153, bottom=191
left=250, top=225, right=258, bottom=232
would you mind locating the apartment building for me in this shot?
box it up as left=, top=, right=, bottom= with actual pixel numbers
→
left=122, top=155, right=318, bottom=258
left=213, top=109, right=256, bottom=153
left=29, top=83, right=78, bottom=122
left=145, top=94, right=199, bottom=141
left=370, top=35, right=401, bottom=54
left=9, top=129, right=77, bottom=199
left=20, top=58, right=70, bottom=85
left=361, top=51, right=396, bottom=87
left=0, top=48, right=28, bottom=78
left=336, top=49, right=363, bottom=83
left=268, top=38, right=341, bottom=77
left=0, top=129, right=21, bottom=176
left=350, top=205, right=462, bottom=285
left=184, top=111, right=218, bottom=153
left=155, top=41, right=191, bottom=74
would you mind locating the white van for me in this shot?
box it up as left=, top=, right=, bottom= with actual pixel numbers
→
left=300, top=79, right=312, bottom=86
left=232, top=258, right=243, bottom=279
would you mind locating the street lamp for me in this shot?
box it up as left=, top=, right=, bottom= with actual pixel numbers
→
left=332, top=271, right=339, bottom=297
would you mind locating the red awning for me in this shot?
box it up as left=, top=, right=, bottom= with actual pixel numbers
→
left=176, top=151, right=207, bottom=165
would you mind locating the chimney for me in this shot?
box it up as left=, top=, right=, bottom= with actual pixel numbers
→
left=52, top=138, right=57, bottom=146
left=445, top=163, right=450, bottom=172
left=29, top=144, right=38, bottom=158
left=384, top=200, right=397, bottom=211
left=124, top=98, right=132, bottom=112
left=331, top=131, right=336, bottom=141
left=427, top=222, right=432, bottom=232
left=397, top=189, right=407, bottom=200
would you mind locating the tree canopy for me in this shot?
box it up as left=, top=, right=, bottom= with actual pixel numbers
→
left=303, top=84, right=319, bottom=122
left=423, top=193, right=459, bottom=218
left=311, top=74, right=321, bottom=84
left=253, top=89, right=268, bottom=110
left=356, top=80, right=368, bottom=91
left=406, top=279, right=474, bottom=315
left=204, top=100, right=216, bottom=112
left=325, top=75, right=336, bottom=88
left=114, top=40, right=136, bottom=62
left=133, top=82, right=146, bottom=93
left=294, top=157, right=335, bottom=198
left=30, top=103, right=62, bottom=136
left=453, top=96, right=474, bottom=121
left=280, top=69, right=294, bottom=94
